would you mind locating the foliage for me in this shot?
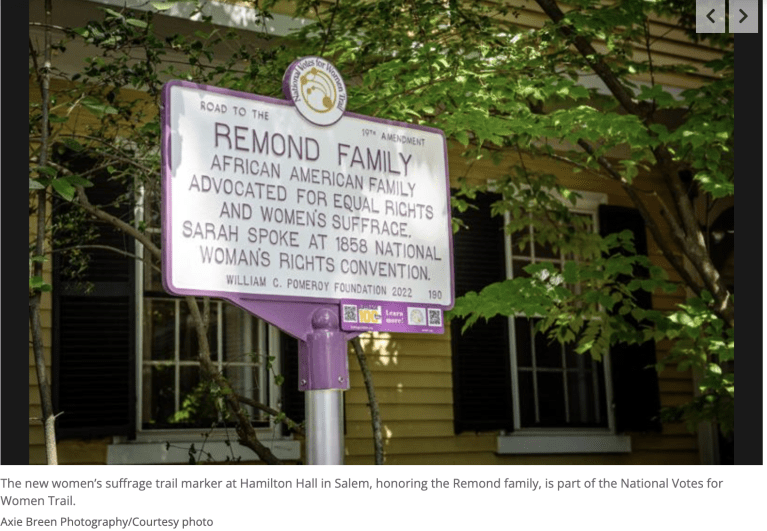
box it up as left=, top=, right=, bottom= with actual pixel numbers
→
left=283, top=0, right=735, bottom=434
left=647, top=293, right=735, bottom=435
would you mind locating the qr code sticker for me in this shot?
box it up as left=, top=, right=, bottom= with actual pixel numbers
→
left=428, top=309, right=443, bottom=327
left=343, top=304, right=358, bottom=323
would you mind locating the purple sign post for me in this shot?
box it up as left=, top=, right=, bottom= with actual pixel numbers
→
left=161, top=57, right=454, bottom=464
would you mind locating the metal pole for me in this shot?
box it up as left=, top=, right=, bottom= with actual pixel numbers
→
left=300, top=308, right=349, bottom=465
left=306, top=390, right=344, bottom=465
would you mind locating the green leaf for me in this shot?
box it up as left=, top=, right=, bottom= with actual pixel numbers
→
left=62, top=138, right=85, bottom=152
left=562, top=261, right=579, bottom=284
left=126, top=18, right=148, bottom=29
left=150, top=2, right=177, bottom=10
left=64, top=174, right=94, bottom=188
left=51, top=178, right=76, bottom=201
left=454, top=130, right=470, bottom=147
left=81, top=97, right=118, bottom=117
left=36, top=165, right=57, bottom=178
left=29, top=276, right=52, bottom=292
left=104, top=8, right=124, bottom=19
left=29, top=178, right=45, bottom=190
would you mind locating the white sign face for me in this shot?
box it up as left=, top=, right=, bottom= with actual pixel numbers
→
left=161, top=81, right=454, bottom=308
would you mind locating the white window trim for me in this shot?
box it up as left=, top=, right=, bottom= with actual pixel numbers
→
left=497, top=430, right=631, bottom=455
left=496, top=190, right=629, bottom=454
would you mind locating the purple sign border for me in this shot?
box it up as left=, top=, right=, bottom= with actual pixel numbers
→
left=160, top=79, right=455, bottom=338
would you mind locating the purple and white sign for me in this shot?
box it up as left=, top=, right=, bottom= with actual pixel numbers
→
left=161, top=69, right=454, bottom=312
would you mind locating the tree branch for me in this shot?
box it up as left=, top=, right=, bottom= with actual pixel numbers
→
left=533, top=0, right=645, bottom=118
left=351, top=337, right=384, bottom=465
left=29, top=0, right=59, bottom=466
left=235, top=395, right=305, bottom=437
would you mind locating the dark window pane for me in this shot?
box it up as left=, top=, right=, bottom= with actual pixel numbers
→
left=517, top=370, right=535, bottom=427
left=534, top=330, right=563, bottom=368
left=146, top=299, right=175, bottom=361
left=515, top=317, right=533, bottom=367
left=567, top=370, right=597, bottom=425
left=564, top=341, right=582, bottom=368
left=511, top=227, right=531, bottom=256
left=512, top=259, right=530, bottom=279
left=142, top=364, right=175, bottom=427
left=536, top=372, right=566, bottom=426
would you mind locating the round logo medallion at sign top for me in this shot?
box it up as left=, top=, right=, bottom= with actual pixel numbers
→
left=282, top=56, right=347, bottom=126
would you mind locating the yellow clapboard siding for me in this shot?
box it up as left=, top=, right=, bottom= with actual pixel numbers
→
left=29, top=439, right=110, bottom=465
left=352, top=452, right=593, bottom=466
left=653, top=293, right=687, bottom=311
left=659, top=378, right=694, bottom=395
left=346, top=404, right=454, bottom=422
left=591, top=44, right=719, bottom=83
left=29, top=405, right=43, bottom=420
left=29, top=424, right=45, bottom=446
left=346, top=420, right=456, bottom=439
left=631, top=434, right=698, bottom=451
left=29, top=387, right=43, bottom=406
left=347, top=447, right=700, bottom=465
left=660, top=422, right=698, bottom=436
left=657, top=367, right=693, bottom=381
left=619, top=451, right=700, bottom=466
left=661, top=393, right=697, bottom=408
left=29, top=366, right=40, bottom=386
left=345, top=387, right=453, bottom=406
left=348, top=372, right=453, bottom=389
left=353, top=338, right=452, bottom=359
left=348, top=355, right=452, bottom=374
left=346, top=435, right=496, bottom=457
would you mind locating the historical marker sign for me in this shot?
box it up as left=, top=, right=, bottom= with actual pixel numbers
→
left=161, top=63, right=454, bottom=319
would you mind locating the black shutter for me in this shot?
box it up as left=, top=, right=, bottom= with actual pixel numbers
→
left=53, top=175, right=135, bottom=439
left=280, top=332, right=305, bottom=429
left=451, top=193, right=514, bottom=433
left=599, top=205, right=662, bottom=433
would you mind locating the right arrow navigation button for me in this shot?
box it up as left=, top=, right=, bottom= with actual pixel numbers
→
left=739, top=9, right=747, bottom=24
left=730, top=0, right=758, bottom=33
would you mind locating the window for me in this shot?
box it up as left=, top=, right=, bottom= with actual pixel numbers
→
left=506, top=208, right=610, bottom=430
left=451, top=192, right=660, bottom=454
left=141, top=297, right=273, bottom=430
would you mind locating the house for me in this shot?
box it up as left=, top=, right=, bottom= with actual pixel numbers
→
left=29, top=0, right=734, bottom=465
